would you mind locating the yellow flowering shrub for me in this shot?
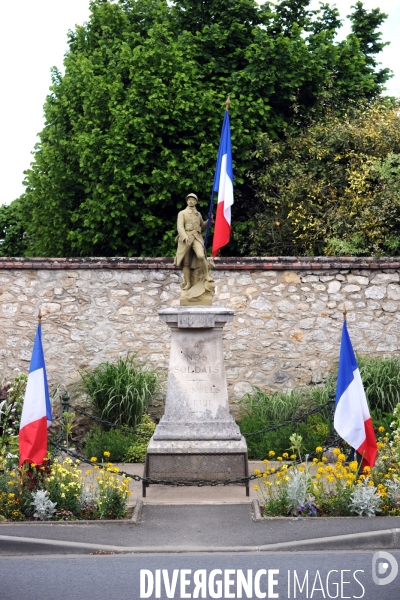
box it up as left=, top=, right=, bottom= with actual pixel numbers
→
left=245, top=101, right=400, bottom=257
left=256, top=422, right=400, bottom=517
left=95, top=467, right=131, bottom=519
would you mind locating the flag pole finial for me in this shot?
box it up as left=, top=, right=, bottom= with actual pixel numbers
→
left=225, top=96, right=230, bottom=111
left=38, top=308, right=42, bottom=325
left=343, top=303, right=347, bottom=322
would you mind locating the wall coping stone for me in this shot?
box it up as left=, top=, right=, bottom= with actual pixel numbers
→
left=1, top=256, right=400, bottom=270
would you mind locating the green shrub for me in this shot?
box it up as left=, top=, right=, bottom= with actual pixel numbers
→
left=79, top=354, right=160, bottom=428
left=370, top=408, right=395, bottom=433
left=238, top=387, right=331, bottom=459
left=84, top=415, right=155, bottom=463
left=124, top=415, right=156, bottom=463
left=84, top=426, right=136, bottom=463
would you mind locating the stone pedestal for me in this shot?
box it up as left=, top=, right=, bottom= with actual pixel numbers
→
left=143, top=307, right=248, bottom=496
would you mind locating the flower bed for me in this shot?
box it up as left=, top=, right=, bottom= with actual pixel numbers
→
left=254, top=408, right=400, bottom=518
left=0, top=453, right=132, bottom=522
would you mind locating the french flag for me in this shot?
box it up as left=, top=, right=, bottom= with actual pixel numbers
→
left=211, top=109, right=234, bottom=257
left=334, top=321, right=377, bottom=468
left=19, top=323, right=52, bottom=466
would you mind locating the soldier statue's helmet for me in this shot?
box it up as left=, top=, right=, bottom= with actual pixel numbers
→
left=186, top=193, right=198, bottom=201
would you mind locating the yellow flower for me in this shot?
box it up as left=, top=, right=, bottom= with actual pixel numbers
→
left=322, top=457, right=328, bottom=463
left=90, top=457, right=97, bottom=463
left=277, top=457, right=283, bottom=461
left=254, top=469, right=261, bottom=475
left=9, top=472, right=15, bottom=477
left=85, top=470, right=92, bottom=476
left=333, top=448, right=341, bottom=456
left=349, top=461, right=359, bottom=472
left=368, top=480, right=375, bottom=487
left=282, top=452, right=289, bottom=459
left=378, top=426, right=385, bottom=433
left=315, top=446, right=323, bottom=453
left=253, top=485, right=259, bottom=491
left=337, top=453, right=346, bottom=462
left=61, top=493, right=65, bottom=498
left=263, top=459, right=269, bottom=465
left=103, top=451, right=110, bottom=458
left=31, top=463, right=36, bottom=468
left=268, top=451, right=275, bottom=457
left=8, top=493, right=15, bottom=498
left=7, top=481, right=13, bottom=486
left=363, top=466, right=371, bottom=474
left=312, top=458, right=318, bottom=464
left=94, top=465, right=100, bottom=470
left=317, top=467, right=325, bottom=474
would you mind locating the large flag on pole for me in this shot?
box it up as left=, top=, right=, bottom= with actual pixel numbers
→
left=334, top=315, right=377, bottom=468
left=211, top=104, right=234, bottom=257
left=19, top=315, right=52, bottom=465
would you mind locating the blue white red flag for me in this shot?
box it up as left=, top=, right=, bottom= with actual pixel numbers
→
left=211, top=109, right=234, bottom=257
left=334, top=321, right=377, bottom=468
left=19, top=324, right=52, bottom=465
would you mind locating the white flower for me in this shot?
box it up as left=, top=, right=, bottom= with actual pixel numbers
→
left=350, top=479, right=382, bottom=517
left=31, top=490, right=57, bottom=521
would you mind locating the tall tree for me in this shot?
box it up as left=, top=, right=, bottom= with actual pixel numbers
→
left=0, top=200, right=27, bottom=257
left=11, top=0, right=391, bottom=257
left=243, top=101, right=400, bottom=257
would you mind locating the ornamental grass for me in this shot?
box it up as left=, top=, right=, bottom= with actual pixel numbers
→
left=79, top=354, right=160, bottom=429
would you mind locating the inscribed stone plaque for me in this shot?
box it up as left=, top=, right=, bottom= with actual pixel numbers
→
left=177, top=313, right=215, bottom=328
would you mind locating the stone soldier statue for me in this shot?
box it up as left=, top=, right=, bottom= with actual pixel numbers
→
left=174, top=193, right=214, bottom=299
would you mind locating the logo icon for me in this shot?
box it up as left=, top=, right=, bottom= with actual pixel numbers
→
left=372, top=551, right=398, bottom=586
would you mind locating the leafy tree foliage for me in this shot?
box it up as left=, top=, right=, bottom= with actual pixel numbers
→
left=242, top=101, right=400, bottom=256
left=9, top=0, right=392, bottom=256
left=0, top=200, right=27, bottom=257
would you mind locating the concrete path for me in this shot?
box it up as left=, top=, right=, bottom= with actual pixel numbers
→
left=113, top=461, right=259, bottom=504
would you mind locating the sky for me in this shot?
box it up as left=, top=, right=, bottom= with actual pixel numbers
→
left=1, top=0, right=399, bottom=208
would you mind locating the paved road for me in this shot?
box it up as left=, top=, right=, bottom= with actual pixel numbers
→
left=1, top=550, right=399, bottom=599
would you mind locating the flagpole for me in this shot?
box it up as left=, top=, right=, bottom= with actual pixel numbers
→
left=38, top=307, right=42, bottom=325
left=204, top=97, right=231, bottom=253
left=343, top=303, right=347, bottom=321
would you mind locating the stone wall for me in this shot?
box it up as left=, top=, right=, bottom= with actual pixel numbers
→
left=1, top=257, right=400, bottom=416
